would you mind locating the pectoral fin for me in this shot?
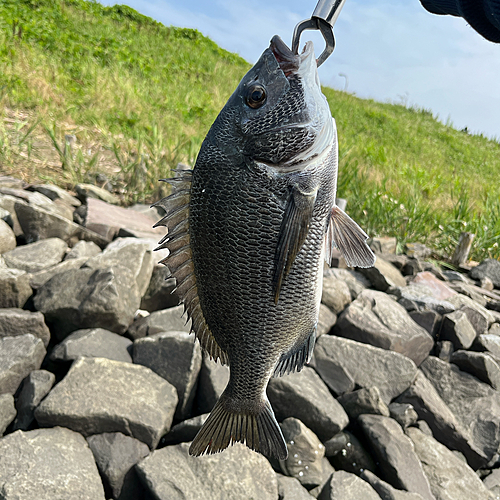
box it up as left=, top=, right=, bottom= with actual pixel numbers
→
left=325, top=205, right=376, bottom=268
left=272, top=186, right=317, bottom=304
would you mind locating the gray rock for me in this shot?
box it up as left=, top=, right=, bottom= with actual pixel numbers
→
left=358, top=256, right=407, bottom=291
left=396, top=370, right=486, bottom=469
left=87, top=432, right=150, bottom=500
left=312, top=335, right=417, bottom=403
left=0, top=206, right=14, bottom=228
left=317, top=304, right=337, bottom=337
left=322, top=274, right=352, bottom=314
left=279, top=418, right=325, bottom=488
left=318, top=470, right=382, bottom=500
left=401, top=258, right=424, bottom=277
left=0, top=268, right=32, bottom=308
left=0, top=308, right=50, bottom=347
left=12, top=369, right=55, bottom=431
left=435, top=340, right=454, bottom=362
left=480, top=276, right=495, bottom=291
left=484, top=469, right=500, bottom=491
left=389, top=403, right=418, bottom=429
left=412, top=272, right=457, bottom=299
left=34, top=266, right=141, bottom=339
left=65, top=239, right=102, bottom=260
left=470, top=259, right=500, bottom=288
left=449, top=282, right=489, bottom=307
left=472, top=334, right=500, bottom=364
left=361, top=470, right=426, bottom=500
left=338, top=386, right=390, bottom=420
left=268, top=366, right=349, bottom=442
left=307, top=458, right=336, bottom=498
left=0, top=393, right=16, bottom=436
left=0, top=193, right=24, bottom=235
left=370, top=237, right=398, bottom=255
left=325, top=267, right=371, bottom=299
left=0, top=219, right=16, bottom=254
left=334, top=289, right=433, bottom=365
left=51, top=328, right=133, bottom=363
left=196, top=355, right=230, bottom=414
left=3, top=237, right=67, bottom=273
left=133, top=331, right=202, bottom=420
left=0, top=427, right=105, bottom=500
left=277, top=474, right=316, bottom=500
left=29, top=256, right=88, bottom=289
left=140, top=264, right=179, bottom=312
left=405, top=243, right=433, bottom=260
left=136, top=442, right=278, bottom=500
left=29, top=183, right=81, bottom=207
left=451, top=350, right=500, bottom=390
left=407, top=427, right=495, bottom=500
left=393, top=284, right=456, bottom=315
left=440, top=310, right=477, bottom=349
left=358, top=415, right=434, bottom=500
left=420, top=356, right=500, bottom=467
left=128, top=305, right=191, bottom=340
left=0, top=175, right=25, bottom=189
left=409, top=310, right=441, bottom=338
left=161, top=413, right=209, bottom=446
left=0, top=335, right=46, bottom=395
left=447, top=293, right=495, bottom=327
left=85, top=237, right=154, bottom=297
left=489, top=323, right=500, bottom=335
left=35, top=357, right=178, bottom=448
left=76, top=183, right=120, bottom=204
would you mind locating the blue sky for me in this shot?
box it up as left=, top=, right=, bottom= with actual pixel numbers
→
left=100, top=0, right=500, bottom=140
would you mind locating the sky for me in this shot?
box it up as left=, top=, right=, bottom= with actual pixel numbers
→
left=100, top=0, right=500, bottom=140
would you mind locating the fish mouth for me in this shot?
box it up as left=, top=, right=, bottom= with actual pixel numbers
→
left=270, top=35, right=314, bottom=78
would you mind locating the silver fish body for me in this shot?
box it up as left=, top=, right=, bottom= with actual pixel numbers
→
left=154, top=36, right=374, bottom=460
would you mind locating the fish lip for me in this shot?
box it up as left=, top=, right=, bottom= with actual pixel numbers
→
left=270, top=35, right=314, bottom=77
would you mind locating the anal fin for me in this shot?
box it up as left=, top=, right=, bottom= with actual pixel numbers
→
left=272, top=327, right=316, bottom=378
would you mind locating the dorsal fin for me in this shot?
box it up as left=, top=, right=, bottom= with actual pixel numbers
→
left=153, top=172, right=229, bottom=365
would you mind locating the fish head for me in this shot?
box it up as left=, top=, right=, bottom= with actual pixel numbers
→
left=218, top=35, right=333, bottom=171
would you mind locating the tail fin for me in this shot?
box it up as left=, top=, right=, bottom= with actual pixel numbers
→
left=189, top=393, right=288, bottom=460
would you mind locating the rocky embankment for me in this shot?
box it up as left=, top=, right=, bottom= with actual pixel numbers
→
left=2, top=173, right=500, bottom=500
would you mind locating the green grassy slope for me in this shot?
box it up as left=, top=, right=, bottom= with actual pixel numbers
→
left=1, top=0, right=499, bottom=260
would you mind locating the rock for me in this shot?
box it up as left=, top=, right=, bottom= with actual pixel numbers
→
left=12, top=370, right=55, bottom=431
left=409, top=310, right=441, bottom=338
left=34, top=266, right=141, bottom=339
left=420, top=356, right=500, bottom=466
left=484, top=469, right=500, bottom=493
left=76, top=183, right=120, bottom=204
left=87, top=432, right=150, bottom=500
left=29, top=183, right=81, bottom=207
left=196, top=355, right=230, bottom=414
left=85, top=237, right=154, bottom=297
left=322, top=274, right=352, bottom=314
left=338, top=387, right=390, bottom=420
left=0, top=268, right=32, bottom=308
left=358, top=256, right=407, bottom=291
left=396, top=370, right=486, bottom=469
left=0, top=193, right=24, bottom=235
left=317, top=304, right=337, bottom=337
left=358, top=415, right=434, bottom=500
left=0, top=219, right=16, bottom=254
left=325, top=267, right=371, bottom=299
left=460, top=305, right=490, bottom=335
left=35, top=357, right=178, bottom=448
left=480, top=276, right=494, bottom=291
left=448, top=282, right=489, bottom=307
left=472, top=334, right=500, bottom=363
left=435, top=341, right=454, bottom=361
left=64, top=239, right=101, bottom=260
left=317, top=470, right=382, bottom=500
left=0, top=206, right=14, bottom=228
left=161, top=413, right=209, bottom=446
left=312, top=335, right=417, bottom=403
left=0, top=308, right=50, bottom=347
left=405, top=243, right=433, bottom=260
left=326, top=430, right=377, bottom=476
left=140, top=264, right=178, bottom=312
left=412, top=272, right=456, bottom=299
left=393, top=284, right=456, bottom=315
left=406, top=427, right=495, bottom=500
left=470, top=259, right=500, bottom=288
left=389, top=403, right=418, bottom=429
left=3, top=237, right=67, bottom=273
left=279, top=418, right=325, bottom=488
left=0, top=393, right=16, bottom=436
left=85, top=197, right=166, bottom=240
left=277, top=474, right=316, bottom=500
left=451, top=350, right=500, bottom=390
left=0, top=427, right=105, bottom=499
left=268, top=366, right=349, bottom=442
left=370, top=237, right=398, bottom=254
left=128, top=305, right=191, bottom=340
left=133, top=331, right=202, bottom=420
left=439, top=310, right=477, bottom=349
left=29, top=256, right=88, bottom=289
left=361, top=470, right=426, bottom=500
left=50, top=328, right=133, bottom=363
left=489, top=323, right=500, bottom=335
left=401, top=258, right=424, bottom=277
left=136, top=442, right=278, bottom=500
left=0, top=335, right=46, bottom=395
left=309, top=458, right=336, bottom=498
left=334, top=289, right=433, bottom=365
left=447, top=293, right=495, bottom=327
left=0, top=175, right=25, bottom=189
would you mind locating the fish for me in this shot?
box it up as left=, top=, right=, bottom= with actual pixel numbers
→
left=153, top=35, right=375, bottom=460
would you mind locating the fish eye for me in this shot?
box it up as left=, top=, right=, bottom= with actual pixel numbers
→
left=245, top=84, right=267, bottom=109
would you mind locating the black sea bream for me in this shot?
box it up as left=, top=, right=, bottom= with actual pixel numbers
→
left=154, top=35, right=375, bottom=460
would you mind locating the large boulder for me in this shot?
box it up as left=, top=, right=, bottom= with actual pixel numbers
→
left=35, top=357, right=178, bottom=448
left=0, top=427, right=105, bottom=500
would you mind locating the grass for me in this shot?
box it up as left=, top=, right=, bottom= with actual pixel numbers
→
left=0, top=0, right=499, bottom=261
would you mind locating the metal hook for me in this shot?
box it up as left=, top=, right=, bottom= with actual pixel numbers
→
left=292, top=0, right=347, bottom=67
